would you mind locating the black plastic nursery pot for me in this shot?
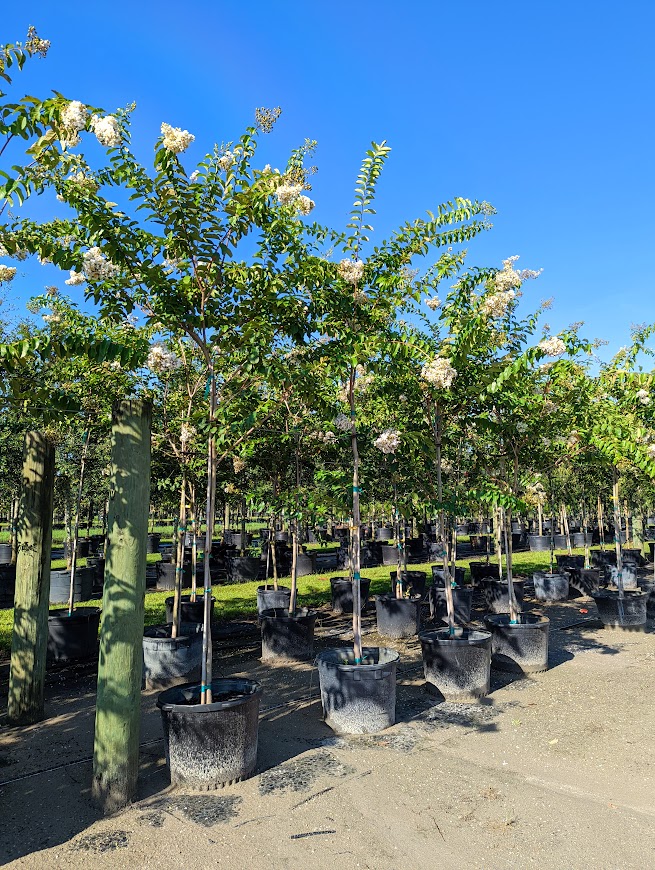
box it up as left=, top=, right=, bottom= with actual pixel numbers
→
left=157, top=561, right=192, bottom=591
left=390, top=570, right=428, bottom=599
left=419, top=628, right=492, bottom=701
left=375, top=595, right=421, bottom=639
left=528, top=535, right=550, bottom=552
left=380, top=544, right=399, bottom=566
left=330, top=576, right=371, bottom=614
left=469, top=561, right=496, bottom=584
left=429, top=585, right=473, bottom=625
left=638, top=581, right=655, bottom=620
left=227, top=555, right=260, bottom=583
left=86, top=555, right=105, bottom=587
left=0, top=563, right=16, bottom=608
left=47, top=606, right=101, bottom=662
left=375, top=527, right=393, bottom=542
left=316, top=647, right=399, bottom=734
left=608, top=565, right=638, bottom=590
left=164, top=594, right=215, bottom=625
left=256, top=585, right=291, bottom=615
left=591, top=590, right=647, bottom=630
left=482, top=579, right=525, bottom=614
left=260, top=607, right=317, bottom=661
left=484, top=613, right=550, bottom=673
left=143, top=622, right=204, bottom=689
left=533, top=572, right=569, bottom=602
left=568, top=567, right=601, bottom=597
left=147, top=532, right=162, bottom=554
left=572, top=532, right=593, bottom=549
left=49, top=567, right=94, bottom=605
left=0, top=543, right=12, bottom=565
left=295, top=552, right=314, bottom=577
left=431, top=565, right=466, bottom=587
left=157, top=678, right=262, bottom=789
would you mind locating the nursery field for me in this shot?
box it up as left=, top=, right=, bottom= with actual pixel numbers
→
left=0, top=545, right=605, bottom=657
left=1, top=560, right=654, bottom=869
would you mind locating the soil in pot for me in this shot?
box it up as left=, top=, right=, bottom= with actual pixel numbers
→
left=165, top=595, right=215, bottom=625
left=533, top=572, right=569, bottom=602
left=482, top=578, right=525, bottom=614
left=484, top=613, right=550, bottom=673
left=330, top=576, right=371, bottom=614
left=47, top=607, right=101, bottom=662
left=419, top=628, right=492, bottom=701
left=375, top=595, right=421, bottom=639
left=591, top=590, right=647, bottom=630
left=143, top=622, right=203, bottom=689
left=316, top=647, right=399, bottom=734
left=260, top=607, right=317, bottom=661
left=390, top=570, right=427, bottom=599
left=429, top=586, right=473, bottom=624
left=49, top=567, right=94, bottom=605
left=256, top=585, right=291, bottom=615
left=157, top=678, right=262, bottom=788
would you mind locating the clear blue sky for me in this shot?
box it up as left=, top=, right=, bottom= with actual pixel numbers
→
left=3, top=0, right=654, bottom=357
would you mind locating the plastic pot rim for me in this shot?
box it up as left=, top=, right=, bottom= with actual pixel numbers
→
left=419, top=628, right=491, bottom=646
left=316, top=645, right=400, bottom=672
left=157, top=677, right=262, bottom=714
left=484, top=613, right=549, bottom=628
left=259, top=607, right=317, bottom=621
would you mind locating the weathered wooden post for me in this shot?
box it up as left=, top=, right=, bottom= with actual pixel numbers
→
left=92, top=399, right=151, bottom=813
left=7, top=432, right=55, bottom=725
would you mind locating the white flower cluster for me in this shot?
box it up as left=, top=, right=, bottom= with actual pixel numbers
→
left=334, top=413, right=351, bottom=431
left=189, top=170, right=200, bottom=183
left=636, top=389, right=650, bottom=405
left=481, top=288, right=516, bottom=318
left=317, top=431, right=337, bottom=444
left=421, top=357, right=457, bottom=389
left=276, top=183, right=303, bottom=205
left=425, top=296, right=441, bottom=310
left=60, top=100, right=88, bottom=147
left=161, top=122, right=195, bottom=154
left=218, top=150, right=235, bottom=171
left=516, top=421, right=528, bottom=433
left=297, top=195, right=315, bottom=216
left=648, top=444, right=655, bottom=459
left=539, top=361, right=555, bottom=373
left=82, top=247, right=119, bottom=281
left=180, top=423, right=196, bottom=444
left=42, top=313, right=60, bottom=323
left=538, top=336, right=567, bottom=357
left=233, top=456, right=246, bottom=474
left=0, top=265, right=17, bottom=283
left=91, top=115, right=122, bottom=147
left=494, top=255, right=543, bottom=293
left=337, top=259, right=365, bottom=284
left=146, top=342, right=182, bottom=373
left=374, top=429, right=401, bottom=454
left=65, top=270, right=85, bottom=286
left=353, top=288, right=368, bottom=305
left=567, top=431, right=580, bottom=448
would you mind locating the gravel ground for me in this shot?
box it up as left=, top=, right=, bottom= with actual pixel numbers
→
left=1, top=587, right=654, bottom=869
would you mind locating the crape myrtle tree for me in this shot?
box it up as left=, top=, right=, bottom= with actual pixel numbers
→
left=2, top=83, right=339, bottom=702
left=572, top=328, right=655, bottom=593
left=306, top=142, right=494, bottom=661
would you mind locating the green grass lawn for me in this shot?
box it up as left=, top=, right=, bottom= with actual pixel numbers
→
left=0, top=545, right=615, bottom=656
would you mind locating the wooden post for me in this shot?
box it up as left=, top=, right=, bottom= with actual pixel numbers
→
left=8, top=432, right=55, bottom=725
left=92, top=400, right=151, bottom=814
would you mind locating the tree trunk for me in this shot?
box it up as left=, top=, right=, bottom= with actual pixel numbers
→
left=8, top=432, right=55, bottom=725
left=10, top=494, right=19, bottom=565
left=171, top=473, right=187, bottom=639
left=68, top=430, right=90, bottom=616
left=92, top=400, right=151, bottom=814
left=200, top=377, right=218, bottom=704
left=349, top=369, right=363, bottom=662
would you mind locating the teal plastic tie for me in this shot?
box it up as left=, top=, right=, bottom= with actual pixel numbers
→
left=354, top=657, right=362, bottom=665
left=353, top=571, right=361, bottom=580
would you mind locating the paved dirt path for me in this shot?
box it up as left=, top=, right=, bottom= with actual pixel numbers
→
left=1, top=593, right=654, bottom=869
